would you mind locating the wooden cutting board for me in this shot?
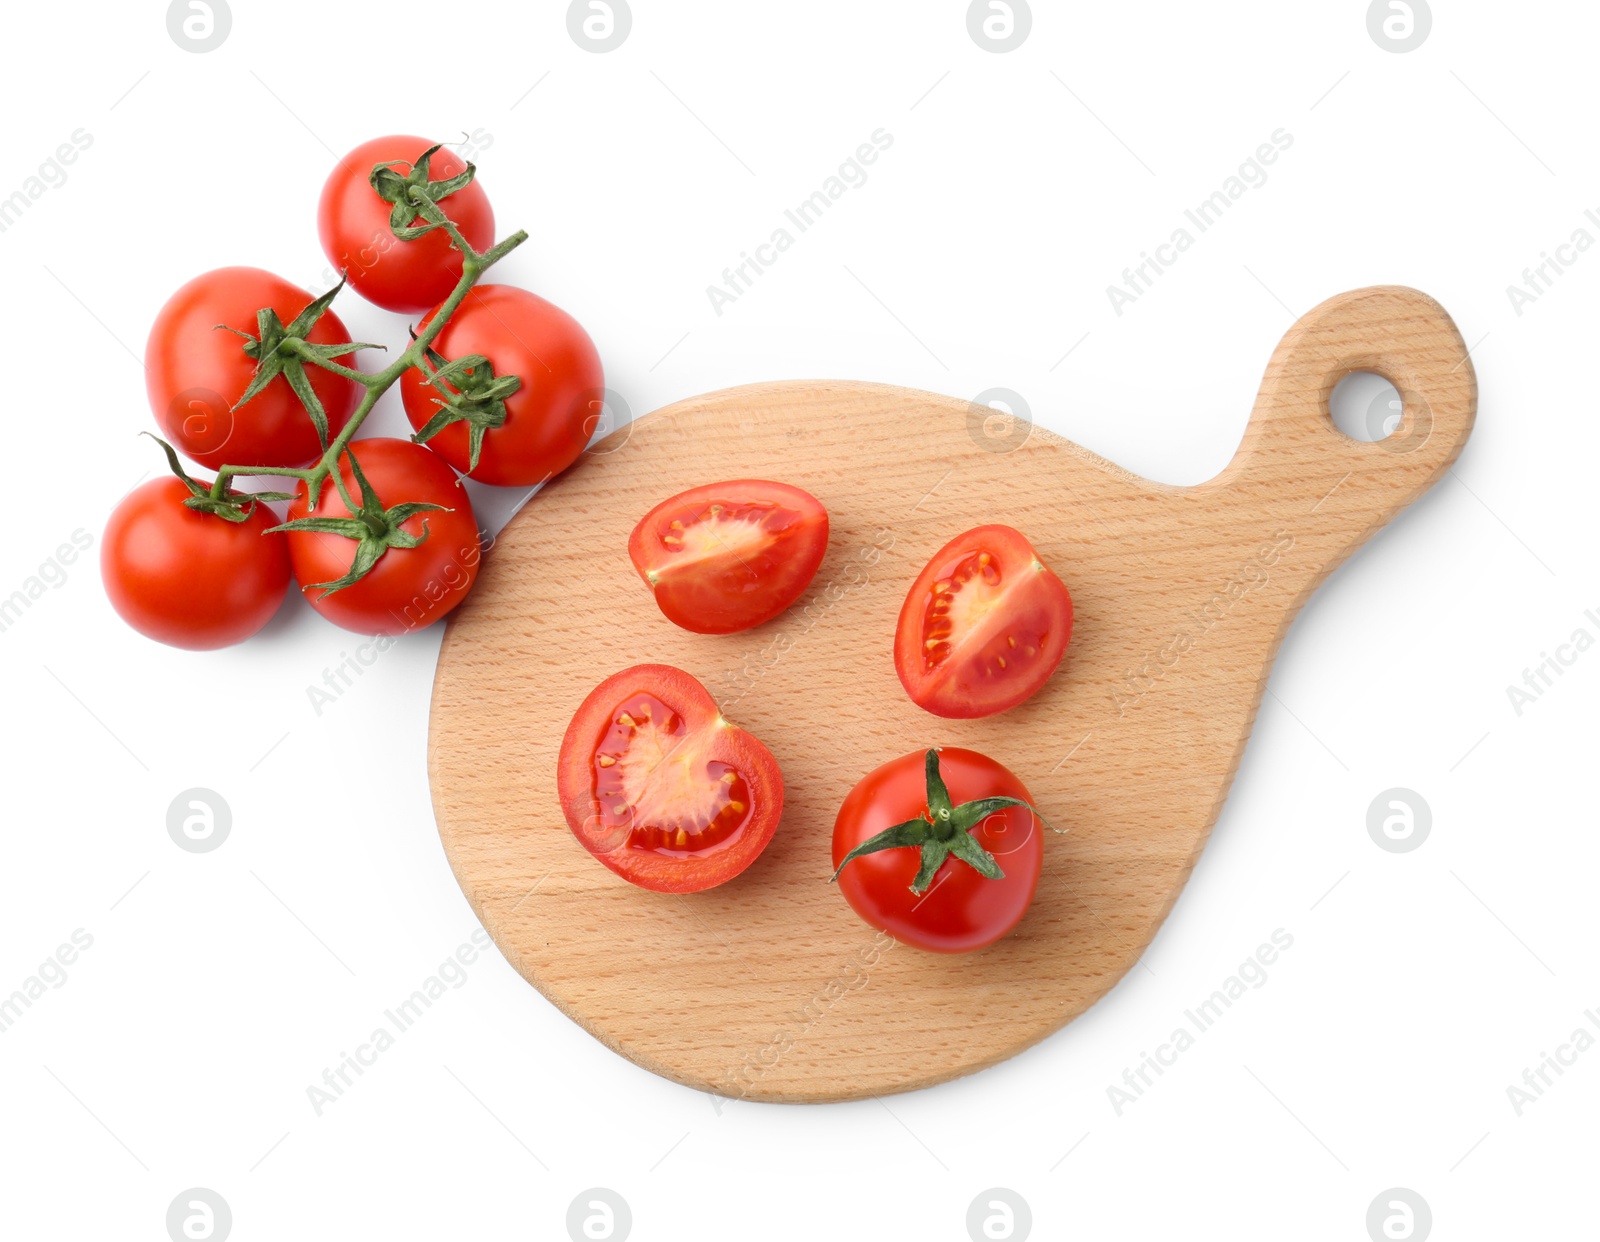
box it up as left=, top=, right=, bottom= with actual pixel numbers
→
left=428, top=286, right=1475, bottom=1102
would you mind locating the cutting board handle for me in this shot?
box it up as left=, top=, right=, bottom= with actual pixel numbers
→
left=1220, top=285, right=1476, bottom=514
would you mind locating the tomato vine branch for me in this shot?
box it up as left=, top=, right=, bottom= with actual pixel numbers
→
left=203, top=212, right=528, bottom=505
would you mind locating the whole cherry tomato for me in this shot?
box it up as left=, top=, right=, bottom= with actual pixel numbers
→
left=146, top=267, right=362, bottom=470
left=318, top=135, right=495, bottom=314
left=281, top=438, right=481, bottom=637
left=400, top=284, right=603, bottom=486
left=102, top=477, right=290, bottom=650
left=832, top=748, right=1046, bottom=953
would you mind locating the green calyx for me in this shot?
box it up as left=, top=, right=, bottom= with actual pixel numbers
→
left=218, top=275, right=384, bottom=451
left=409, top=337, right=522, bottom=473
left=266, top=446, right=446, bottom=596
left=830, top=749, right=1052, bottom=895
left=369, top=143, right=478, bottom=242
left=144, top=433, right=294, bottom=523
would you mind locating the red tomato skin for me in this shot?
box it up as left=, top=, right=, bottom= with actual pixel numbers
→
left=282, top=439, right=480, bottom=637
left=146, top=267, right=362, bottom=470
left=318, top=135, right=495, bottom=315
left=101, top=478, right=290, bottom=650
left=893, top=524, right=1073, bottom=719
left=832, top=748, right=1044, bottom=953
left=627, top=480, right=830, bottom=634
left=556, top=664, right=785, bottom=893
left=399, top=285, right=603, bottom=487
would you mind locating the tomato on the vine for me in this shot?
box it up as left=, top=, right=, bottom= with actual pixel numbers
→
left=399, top=284, right=603, bottom=487
left=101, top=478, right=290, bottom=650
left=146, top=267, right=362, bottom=470
left=557, top=665, right=784, bottom=893
left=318, top=135, right=495, bottom=314
left=281, top=438, right=480, bottom=637
left=893, top=525, right=1073, bottom=719
left=831, top=748, right=1047, bottom=953
left=628, top=480, right=829, bottom=634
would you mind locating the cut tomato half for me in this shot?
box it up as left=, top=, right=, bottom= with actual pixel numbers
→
left=893, top=525, right=1073, bottom=719
left=628, top=480, right=829, bottom=634
left=556, top=665, right=784, bottom=892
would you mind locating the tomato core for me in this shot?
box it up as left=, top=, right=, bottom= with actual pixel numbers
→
left=592, top=694, right=754, bottom=857
left=650, top=498, right=805, bottom=582
left=920, top=549, right=1055, bottom=679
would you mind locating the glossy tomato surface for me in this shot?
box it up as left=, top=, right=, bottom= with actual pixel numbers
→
left=832, top=748, right=1044, bottom=953
left=101, top=478, right=290, bottom=650
left=628, top=480, right=829, bottom=634
left=146, top=267, right=361, bottom=470
left=283, top=439, right=480, bottom=637
left=318, top=135, right=494, bottom=314
left=400, top=284, right=603, bottom=486
left=557, top=665, right=784, bottom=893
left=893, top=525, right=1073, bottom=719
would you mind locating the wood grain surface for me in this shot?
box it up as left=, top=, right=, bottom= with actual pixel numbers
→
left=428, top=285, right=1476, bottom=1102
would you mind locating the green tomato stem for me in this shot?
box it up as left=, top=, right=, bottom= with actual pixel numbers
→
left=279, top=348, right=375, bottom=386
left=205, top=225, right=529, bottom=501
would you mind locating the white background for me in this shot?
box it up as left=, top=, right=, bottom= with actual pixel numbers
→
left=1, top=1, right=1594, bottom=1238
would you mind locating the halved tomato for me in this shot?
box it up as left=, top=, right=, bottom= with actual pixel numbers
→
left=556, top=665, right=784, bottom=892
left=893, top=525, right=1073, bottom=718
left=628, top=480, right=828, bottom=634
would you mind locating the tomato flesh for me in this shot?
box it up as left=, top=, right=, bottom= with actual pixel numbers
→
left=593, top=693, right=755, bottom=855
left=894, top=524, right=1072, bottom=718
left=557, top=665, right=783, bottom=892
left=629, top=481, right=829, bottom=634
left=832, top=748, right=1044, bottom=953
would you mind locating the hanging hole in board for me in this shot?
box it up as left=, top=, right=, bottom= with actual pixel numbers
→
left=1330, top=371, right=1403, bottom=443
